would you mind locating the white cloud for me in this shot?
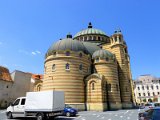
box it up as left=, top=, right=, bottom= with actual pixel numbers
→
left=36, top=50, right=41, bottom=54
left=19, top=49, right=41, bottom=56
left=31, top=52, right=36, bottom=55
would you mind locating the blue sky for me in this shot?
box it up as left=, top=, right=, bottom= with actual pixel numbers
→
left=0, top=0, right=159, bottom=79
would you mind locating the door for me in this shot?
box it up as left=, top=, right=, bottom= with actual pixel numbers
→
left=12, top=98, right=25, bottom=117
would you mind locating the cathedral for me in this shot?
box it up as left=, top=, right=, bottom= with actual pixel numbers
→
left=42, top=23, right=134, bottom=111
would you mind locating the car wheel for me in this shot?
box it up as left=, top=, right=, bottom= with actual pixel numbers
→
left=37, top=113, right=44, bottom=120
left=7, top=112, right=13, bottom=119
left=66, top=112, right=71, bottom=117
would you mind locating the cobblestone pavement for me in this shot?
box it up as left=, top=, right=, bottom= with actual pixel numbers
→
left=0, top=109, right=143, bottom=120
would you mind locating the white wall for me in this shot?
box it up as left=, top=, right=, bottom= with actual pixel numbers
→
left=134, top=75, right=160, bottom=104
left=10, top=70, right=32, bottom=102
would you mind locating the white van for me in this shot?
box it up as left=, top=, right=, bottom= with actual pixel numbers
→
left=6, top=91, right=65, bottom=120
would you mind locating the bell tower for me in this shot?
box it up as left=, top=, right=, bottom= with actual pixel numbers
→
left=109, top=29, right=133, bottom=108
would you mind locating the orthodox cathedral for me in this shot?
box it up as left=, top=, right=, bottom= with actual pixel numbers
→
left=42, top=23, right=134, bottom=111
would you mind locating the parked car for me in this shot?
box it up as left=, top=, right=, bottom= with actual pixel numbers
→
left=63, top=105, right=78, bottom=117
left=141, top=103, right=160, bottom=111
left=144, top=103, right=155, bottom=110
left=139, top=107, right=160, bottom=120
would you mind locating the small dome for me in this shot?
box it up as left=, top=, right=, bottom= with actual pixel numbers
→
left=92, top=49, right=114, bottom=59
left=46, top=37, right=86, bottom=57
left=74, top=23, right=107, bottom=38
left=114, top=28, right=122, bottom=34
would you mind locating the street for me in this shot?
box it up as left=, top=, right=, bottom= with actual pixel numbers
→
left=0, top=109, right=143, bottom=120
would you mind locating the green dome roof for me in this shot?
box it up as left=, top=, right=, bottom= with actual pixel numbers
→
left=92, top=49, right=114, bottom=59
left=74, top=23, right=107, bottom=38
left=82, top=42, right=101, bottom=55
left=46, top=38, right=86, bottom=57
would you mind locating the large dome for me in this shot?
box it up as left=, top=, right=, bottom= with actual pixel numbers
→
left=92, top=49, right=114, bottom=59
left=74, top=22, right=107, bottom=38
left=46, top=36, right=86, bottom=57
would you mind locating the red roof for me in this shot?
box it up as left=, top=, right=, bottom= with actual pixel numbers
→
left=0, top=66, right=12, bottom=82
left=32, top=74, right=43, bottom=80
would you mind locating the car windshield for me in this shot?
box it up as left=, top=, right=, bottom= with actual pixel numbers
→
left=154, top=103, right=160, bottom=107
left=65, top=105, right=72, bottom=108
left=145, top=103, right=152, bottom=106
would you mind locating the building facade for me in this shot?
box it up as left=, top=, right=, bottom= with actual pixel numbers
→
left=42, top=23, right=134, bottom=111
left=134, top=75, right=160, bottom=104
left=0, top=66, right=13, bottom=108
left=10, top=70, right=43, bottom=101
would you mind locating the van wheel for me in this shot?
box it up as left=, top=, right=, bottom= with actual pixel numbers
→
left=66, top=112, right=71, bottom=117
left=37, top=113, right=44, bottom=120
left=7, top=112, right=13, bottom=119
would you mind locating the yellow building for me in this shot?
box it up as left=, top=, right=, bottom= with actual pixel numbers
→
left=43, top=23, right=134, bottom=111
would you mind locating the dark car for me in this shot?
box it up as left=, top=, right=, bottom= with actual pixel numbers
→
left=63, top=105, right=78, bottom=117
left=139, top=107, right=160, bottom=120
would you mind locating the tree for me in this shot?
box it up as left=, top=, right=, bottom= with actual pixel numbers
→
left=143, top=99, right=146, bottom=103
left=148, top=98, right=152, bottom=102
left=153, top=98, right=158, bottom=102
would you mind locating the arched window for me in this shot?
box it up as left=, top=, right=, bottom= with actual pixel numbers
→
left=95, top=58, right=99, bottom=62
left=84, top=36, right=87, bottom=41
left=106, top=38, right=110, bottom=43
left=89, top=36, right=92, bottom=40
left=79, top=53, right=82, bottom=58
left=143, top=93, right=146, bottom=96
left=119, top=36, right=121, bottom=42
left=66, top=63, right=70, bottom=70
left=156, top=86, right=159, bottom=89
left=101, top=37, right=104, bottom=41
left=151, top=85, right=154, bottom=90
left=93, top=36, right=96, bottom=40
left=115, top=37, right=117, bottom=42
left=153, top=92, right=155, bottom=96
left=53, top=51, right=56, bottom=56
left=80, top=37, right=83, bottom=41
left=52, top=64, right=55, bottom=71
left=98, top=36, right=101, bottom=40
left=148, top=92, right=150, bottom=96
left=37, top=85, right=41, bottom=91
left=79, top=64, right=82, bottom=71
left=66, top=51, right=70, bottom=56
left=91, top=82, right=95, bottom=90
left=106, top=57, right=109, bottom=61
